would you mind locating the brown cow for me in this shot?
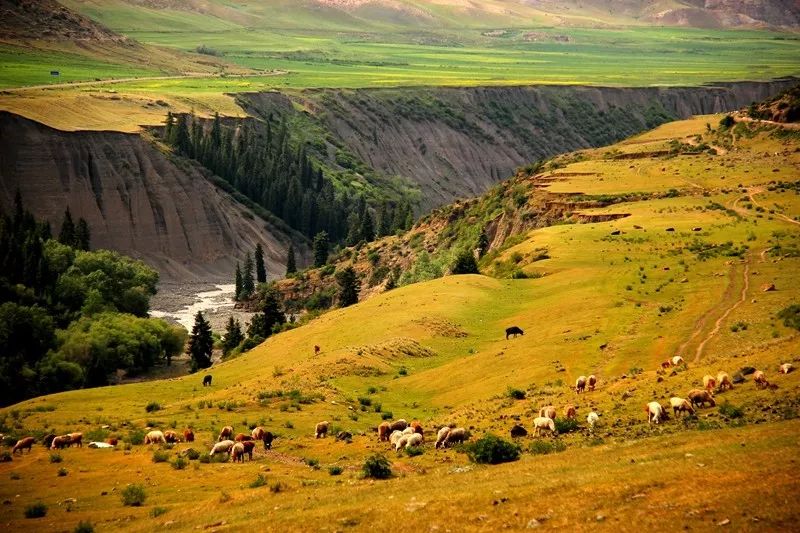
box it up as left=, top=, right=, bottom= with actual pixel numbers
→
left=12, top=437, right=35, bottom=454
left=42, top=434, right=56, bottom=448
left=587, top=375, right=597, bottom=391
left=378, top=422, right=391, bottom=442
left=389, top=419, right=408, bottom=432
left=660, top=361, right=671, bottom=370
left=687, top=389, right=716, bottom=408
left=242, top=440, right=257, bottom=460
left=314, top=345, right=321, bottom=355
left=235, top=433, right=254, bottom=442
left=218, top=426, right=233, bottom=441
left=51, top=435, right=71, bottom=449
left=563, top=405, right=577, bottom=419
left=411, top=421, right=424, bottom=441
left=164, top=430, right=182, bottom=443
left=231, top=442, right=245, bottom=463
left=105, top=437, right=119, bottom=446
left=68, top=432, right=83, bottom=447
left=183, top=429, right=195, bottom=442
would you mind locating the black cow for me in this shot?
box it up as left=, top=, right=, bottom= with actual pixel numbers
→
left=202, top=374, right=212, bottom=387
left=510, top=425, right=528, bottom=438
left=505, top=326, right=524, bottom=339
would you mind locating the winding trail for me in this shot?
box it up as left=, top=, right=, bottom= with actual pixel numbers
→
left=693, top=259, right=750, bottom=362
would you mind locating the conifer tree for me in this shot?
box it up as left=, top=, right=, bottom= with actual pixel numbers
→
left=254, top=243, right=266, bottom=283
left=75, top=218, right=90, bottom=251
left=451, top=249, right=479, bottom=275
left=242, top=252, right=255, bottom=298
left=336, top=266, right=360, bottom=307
left=286, top=244, right=296, bottom=275
left=313, top=231, right=329, bottom=267
left=377, top=202, right=392, bottom=237
left=234, top=262, right=243, bottom=301
left=247, top=288, right=285, bottom=339
left=188, top=311, right=213, bottom=371
left=164, top=112, right=175, bottom=143
left=58, top=207, right=75, bottom=246
left=222, top=316, right=243, bottom=355
left=173, top=115, right=191, bottom=155
left=361, top=210, right=375, bottom=242
left=477, top=230, right=489, bottom=258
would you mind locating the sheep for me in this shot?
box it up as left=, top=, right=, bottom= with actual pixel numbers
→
left=395, top=434, right=410, bottom=451
left=717, top=372, right=733, bottom=391
left=234, top=433, right=254, bottom=442
left=378, top=422, right=391, bottom=442
left=209, top=440, right=234, bottom=456
left=671, top=355, right=685, bottom=367
left=442, top=427, right=467, bottom=447
left=51, top=435, right=71, bottom=449
left=702, top=375, right=717, bottom=392
left=42, top=434, right=56, bottom=448
left=660, top=361, right=671, bottom=369
left=315, top=421, right=329, bottom=439
left=242, top=440, right=257, bottom=460
left=670, top=397, right=695, bottom=417
left=164, top=430, right=182, bottom=443
left=183, top=429, right=195, bottom=442
left=780, top=363, right=793, bottom=374
left=687, top=389, right=716, bottom=408
left=389, top=419, right=408, bottom=432
left=434, top=427, right=451, bottom=449
left=533, top=417, right=556, bottom=437
left=645, top=402, right=666, bottom=424
left=401, top=426, right=415, bottom=435
left=12, top=437, right=34, bottom=454
left=753, top=370, right=769, bottom=388
left=68, top=432, right=83, bottom=447
left=252, top=427, right=266, bottom=441
left=575, top=376, right=587, bottom=393
left=539, top=405, right=556, bottom=420
left=510, top=424, right=528, bottom=438
left=218, top=426, right=233, bottom=442
left=411, top=421, right=424, bottom=440
left=144, top=430, right=166, bottom=445
left=405, top=433, right=423, bottom=448
left=389, top=430, right=404, bottom=447
left=231, top=442, right=245, bottom=463
left=586, top=412, right=599, bottom=429
left=587, top=375, right=597, bottom=391
left=563, top=405, right=577, bottom=419
left=105, top=438, right=119, bottom=446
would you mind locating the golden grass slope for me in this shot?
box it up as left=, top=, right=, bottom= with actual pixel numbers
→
left=0, top=115, right=799, bottom=530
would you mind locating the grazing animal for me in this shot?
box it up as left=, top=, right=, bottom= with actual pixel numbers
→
left=539, top=405, right=556, bottom=420
left=389, top=419, right=408, bottom=432
left=670, top=397, right=695, bottom=417
left=533, top=417, right=556, bottom=437
left=378, top=422, right=391, bottom=442
left=645, top=402, right=666, bottom=424
left=587, top=375, right=597, bottom=391
left=183, top=429, right=195, bottom=443
left=51, top=435, right=71, bottom=449
left=411, top=421, right=424, bottom=440
left=395, top=434, right=410, bottom=451
left=218, top=426, right=233, bottom=441
left=252, top=427, right=266, bottom=440
left=242, top=440, right=257, bottom=460
left=164, top=430, right=181, bottom=443
left=401, top=426, right=415, bottom=435
left=434, top=427, right=451, bottom=449
left=505, top=326, right=524, bottom=339
left=442, top=427, right=467, bottom=447
left=563, top=405, right=577, bottom=419
left=202, top=374, right=212, bottom=386
left=12, top=437, right=35, bottom=454
left=661, top=361, right=671, bottom=369
left=687, top=389, right=716, bottom=408
left=510, top=424, right=528, bottom=438
left=389, top=430, right=404, bottom=447
left=671, top=355, right=685, bottom=367
left=314, top=345, right=321, bottom=355
left=315, top=421, right=329, bottom=439
left=405, top=433, right=423, bottom=448
left=231, top=442, right=245, bottom=463
left=42, top=434, right=56, bottom=448
left=105, top=438, right=119, bottom=446
left=587, top=412, right=599, bottom=429
left=336, top=431, right=353, bottom=441
left=144, top=431, right=166, bottom=445
left=753, top=370, right=769, bottom=389
left=702, top=375, right=717, bottom=392
left=717, top=372, right=733, bottom=391
left=262, top=432, right=275, bottom=450
left=235, top=433, right=254, bottom=442
left=575, top=376, right=587, bottom=393
left=68, top=432, right=83, bottom=447
left=209, top=440, right=234, bottom=456
left=780, top=363, right=793, bottom=374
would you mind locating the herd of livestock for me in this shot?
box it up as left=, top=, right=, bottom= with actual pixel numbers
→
left=6, top=355, right=794, bottom=460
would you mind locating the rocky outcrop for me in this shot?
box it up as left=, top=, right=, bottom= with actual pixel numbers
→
left=243, top=79, right=797, bottom=211
left=0, top=111, right=308, bottom=281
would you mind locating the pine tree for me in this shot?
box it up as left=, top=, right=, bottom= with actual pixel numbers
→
left=377, top=202, right=392, bottom=237
left=234, top=262, right=243, bottom=301
left=313, top=231, right=329, bottom=267
left=222, top=316, right=243, bottom=355
left=242, top=252, right=255, bottom=298
left=476, top=230, right=489, bottom=258
left=75, top=218, right=90, bottom=251
left=286, top=244, right=296, bottom=275
left=246, top=289, right=285, bottom=339
left=361, top=210, right=375, bottom=242
left=164, top=112, right=175, bottom=143
left=345, top=212, right=361, bottom=246
left=58, top=207, right=75, bottom=246
left=173, top=115, right=191, bottom=155
left=451, top=249, right=479, bottom=275
left=188, top=311, right=213, bottom=371
left=254, top=243, right=266, bottom=283
left=336, top=266, right=360, bottom=307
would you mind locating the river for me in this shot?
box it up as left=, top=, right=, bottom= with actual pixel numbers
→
left=150, top=283, right=239, bottom=331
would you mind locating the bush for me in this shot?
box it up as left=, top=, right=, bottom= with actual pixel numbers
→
left=152, top=450, right=169, bottom=463
left=358, top=396, right=372, bottom=407
left=304, top=458, right=320, bottom=469
left=150, top=507, right=168, bottom=518
left=121, top=484, right=147, bottom=506
left=554, top=418, right=580, bottom=434
left=328, top=465, right=343, bottom=476
left=270, top=482, right=285, bottom=493
left=450, top=249, right=479, bottom=275
left=145, top=402, right=161, bottom=413
left=198, top=454, right=210, bottom=464
left=464, top=433, right=520, bottom=465
left=381, top=412, right=393, bottom=420
left=25, top=502, right=47, bottom=518
left=249, top=474, right=267, bottom=488
left=529, top=440, right=567, bottom=455
left=507, top=387, right=526, bottom=400
left=362, top=454, right=392, bottom=479
left=405, top=446, right=424, bottom=457
left=0, top=451, right=12, bottom=462
left=58, top=467, right=68, bottom=476
left=128, top=429, right=145, bottom=445
left=74, top=521, right=94, bottom=533
left=719, top=401, right=744, bottom=419
left=171, top=457, right=188, bottom=470
left=184, top=448, right=200, bottom=460
left=49, top=453, right=62, bottom=463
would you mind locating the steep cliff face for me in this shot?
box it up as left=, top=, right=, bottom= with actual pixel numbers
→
left=243, top=79, right=797, bottom=211
left=0, top=112, right=308, bottom=281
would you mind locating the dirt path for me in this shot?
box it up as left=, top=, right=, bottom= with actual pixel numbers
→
left=748, top=188, right=800, bottom=227
left=693, top=259, right=750, bottom=362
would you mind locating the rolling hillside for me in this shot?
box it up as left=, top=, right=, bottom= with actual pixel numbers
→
left=0, top=112, right=798, bottom=530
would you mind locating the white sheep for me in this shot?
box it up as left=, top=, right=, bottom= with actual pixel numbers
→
left=144, top=430, right=166, bottom=445
left=434, top=426, right=450, bottom=449
left=669, top=397, right=694, bottom=417
left=395, top=434, right=410, bottom=451
left=209, top=440, right=234, bottom=456
left=389, top=430, right=404, bottom=447
left=717, top=371, right=733, bottom=391
left=575, top=376, right=587, bottom=393
left=405, top=433, right=423, bottom=448
left=401, top=426, right=415, bottom=435
left=780, top=363, right=793, bottom=374
left=671, top=355, right=685, bottom=367
left=533, top=416, right=556, bottom=437
left=645, top=401, right=665, bottom=424
left=586, top=411, right=599, bottom=429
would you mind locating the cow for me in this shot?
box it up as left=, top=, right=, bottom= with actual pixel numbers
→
left=203, top=375, right=212, bottom=387
left=505, top=326, right=524, bottom=339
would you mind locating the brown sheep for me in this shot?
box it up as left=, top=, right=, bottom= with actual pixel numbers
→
left=314, top=345, right=321, bottom=355
left=702, top=375, right=716, bottom=392
left=389, top=419, right=408, bottom=432
left=105, top=438, right=119, bottom=446
left=717, top=372, right=733, bottom=391
left=68, top=432, right=83, bottom=447
left=587, top=375, right=597, bottom=391
left=234, top=433, right=254, bottom=442
left=51, top=435, right=71, bottom=449
left=378, top=422, right=391, bottom=442
left=660, top=361, right=671, bottom=369
left=164, top=430, right=182, bottom=443
left=575, top=376, right=587, bottom=393
left=411, top=421, right=424, bottom=441
left=218, top=426, right=233, bottom=442
left=231, top=442, right=245, bottom=463
left=442, top=427, right=467, bottom=447
left=687, top=389, right=716, bottom=408
left=12, top=437, right=35, bottom=454
left=183, top=429, right=195, bottom=443
left=563, top=405, right=577, bottom=419
left=251, top=427, right=266, bottom=441
left=669, top=397, right=695, bottom=417
left=242, top=440, right=257, bottom=460
left=539, top=405, right=556, bottom=420
left=753, top=370, right=769, bottom=389
left=315, top=421, right=329, bottom=439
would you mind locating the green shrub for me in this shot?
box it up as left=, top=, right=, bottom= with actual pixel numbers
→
left=381, top=412, right=393, bottom=420
left=152, top=450, right=169, bottom=463
left=464, top=433, right=519, bottom=465
left=249, top=474, right=267, bottom=488
left=718, top=401, right=744, bottom=419
left=121, top=484, right=147, bottom=506
left=128, top=429, right=146, bottom=445
left=150, top=507, right=168, bottom=518
left=405, top=446, right=424, bottom=457
left=270, top=482, right=285, bottom=493
left=0, top=451, right=12, bottom=462
left=171, top=457, right=188, bottom=470
left=198, top=454, right=210, bottom=464
left=328, top=465, right=343, bottom=476
left=529, top=440, right=567, bottom=455
left=57, top=467, right=68, bottom=476
left=304, top=457, right=320, bottom=469
left=25, top=502, right=47, bottom=518
left=74, top=521, right=94, bottom=533
left=49, top=453, right=62, bottom=463
left=184, top=448, right=200, bottom=460
left=358, top=396, right=372, bottom=407
left=506, top=387, right=526, bottom=400
left=554, top=418, right=580, bottom=434
left=145, top=402, right=162, bottom=413
left=362, top=454, right=392, bottom=479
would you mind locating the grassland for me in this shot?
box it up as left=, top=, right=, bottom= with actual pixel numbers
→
left=1, top=115, right=798, bottom=530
